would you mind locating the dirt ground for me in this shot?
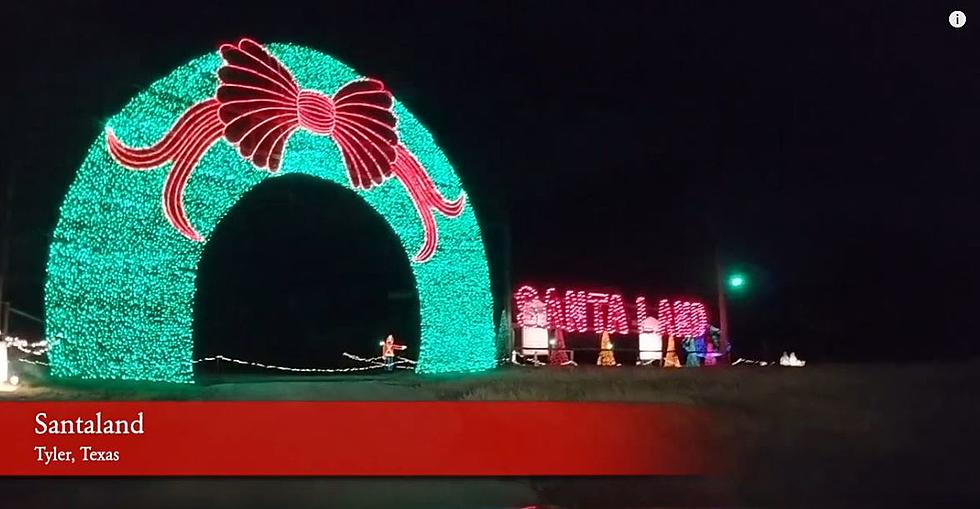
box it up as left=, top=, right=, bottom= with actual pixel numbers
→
left=3, top=362, right=979, bottom=507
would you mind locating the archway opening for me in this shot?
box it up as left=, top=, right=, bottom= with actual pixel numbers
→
left=193, top=174, right=420, bottom=376
left=46, top=40, right=498, bottom=382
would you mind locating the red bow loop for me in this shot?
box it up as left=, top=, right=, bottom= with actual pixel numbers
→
left=106, top=38, right=466, bottom=262
left=216, top=39, right=303, bottom=171
left=329, top=79, right=399, bottom=189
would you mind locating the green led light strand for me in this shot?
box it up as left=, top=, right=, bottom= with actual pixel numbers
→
left=45, top=42, right=497, bottom=382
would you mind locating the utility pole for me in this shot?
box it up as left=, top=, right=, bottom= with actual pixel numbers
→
left=712, top=90, right=732, bottom=365
left=715, top=248, right=730, bottom=364
left=501, top=221, right=514, bottom=354
left=0, top=166, right=14, bottom=334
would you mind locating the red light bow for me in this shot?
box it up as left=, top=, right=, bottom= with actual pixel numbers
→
left=106, top=38, right=464, bottom=262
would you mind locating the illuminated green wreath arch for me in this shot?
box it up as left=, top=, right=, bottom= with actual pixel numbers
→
left=45, top=42, right=497, bottom=382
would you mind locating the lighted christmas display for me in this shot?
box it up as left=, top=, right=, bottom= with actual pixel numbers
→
left=779, top=352, right=806, bottom=367
left=0, top=340, right=8, bottom=383
left=705, top=341, right=717, bottom=366
left=664, top=336, right=681, bottom=368
left=106, top=39, right=463, bottom=261
left=509, top=285, right=724, bottom=367
left=565, top=290, right=590, bottom=332
left=513, top=286, right=710, bottom=336
left=638, top=316, right=662, bottom=364
left=0, top=337, right=20, bottom=391
left=548, top=328, right=571, bottom=365
left=635, top=296, right=649, bottom=325
left=544, top=288, right=565, bottom=330
left=520, top=299, right=549, bottom=356
left=45, top=39, right=497, bottom=382
left=495, top=308, right=512, bottom=361
left=380, top=335, right=407, bottom=372
left=588, top=293, right=609, bottom=332
left=607, top=294, right=629, bottom=334
left=656, top=299, right=709, bottom=338
left=597, top=331, right=617, bottom=366
left=682, top=336, right=702, bottom=367
left=583, top=292, right=630, bottom=334
left=514, top=285, right=539, bottom=327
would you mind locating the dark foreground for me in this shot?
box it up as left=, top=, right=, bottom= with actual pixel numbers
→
left=3, top=362, right=979, bottom=507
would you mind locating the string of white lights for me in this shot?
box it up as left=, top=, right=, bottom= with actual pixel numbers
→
left=342, top=353, right=383, bottom=363
left=17, top=358, right=50, bottom=366
left=2, top=332, right=422, bottom=373
left=732, top=358, right=773, bottom=366
left=343, top=352, right=409, bottom=364
left=190, top=353, right=418, bottom=373
left=509, top=351, right=547, bottom=366
left=5, top=333, right=599, bottom=373
left=17, top=355, right=417, bottom=373
left=2, top=334, right=52, bottom=357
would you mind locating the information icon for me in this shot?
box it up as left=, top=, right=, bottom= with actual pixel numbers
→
left=950, top=11, right=966, bottom=28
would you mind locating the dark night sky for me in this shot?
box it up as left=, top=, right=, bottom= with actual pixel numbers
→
left=3, top=1, right=979, bottom=365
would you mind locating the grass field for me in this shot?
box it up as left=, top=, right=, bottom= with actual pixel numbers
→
left=4, top=362, right=979, bottom=506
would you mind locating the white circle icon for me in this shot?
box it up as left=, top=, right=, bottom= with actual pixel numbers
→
left=950, top=11, right=966, bottom=28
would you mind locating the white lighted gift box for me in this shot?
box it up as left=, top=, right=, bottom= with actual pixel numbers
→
left=1, top=340, right=20, bottom=389
left=0, top=339, right=6, bottom=383
left=520, top=299, right=550, bottom=356
left=638, top=316, right=663, bottom=362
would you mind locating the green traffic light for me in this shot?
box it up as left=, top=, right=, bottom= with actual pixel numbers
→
left=728, top=274, right=746, bottom=289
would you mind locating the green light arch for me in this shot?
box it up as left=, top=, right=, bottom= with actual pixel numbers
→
left=45, top=42, right=497, bottom=382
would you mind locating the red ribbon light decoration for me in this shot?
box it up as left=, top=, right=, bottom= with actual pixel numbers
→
left=106, top=38, right=464, bottom=262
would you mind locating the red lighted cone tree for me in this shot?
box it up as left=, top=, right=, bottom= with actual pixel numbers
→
left=597, top=331, right=617, bottom=366
left=549, top=328, right=570, bottom=366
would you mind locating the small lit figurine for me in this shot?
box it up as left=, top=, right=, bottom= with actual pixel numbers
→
left=379, top=335, right=407, bottom=372
left=705, top=328, right=721, bottom=366
left=597, top=331, right=617, bottom=366
left=704, top=340, right=717, bottom=366
left=695, top=335, right=707, bottom=365
left=682, top=337, right=701, bottom=367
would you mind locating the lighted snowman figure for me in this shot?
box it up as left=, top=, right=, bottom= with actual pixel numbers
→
left=637, top=316, right=663, bottom=366
left=520, top=299, right=549, bottom=358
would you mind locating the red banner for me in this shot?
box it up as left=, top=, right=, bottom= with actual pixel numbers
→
left=0, top=402, right=720, bottom=476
